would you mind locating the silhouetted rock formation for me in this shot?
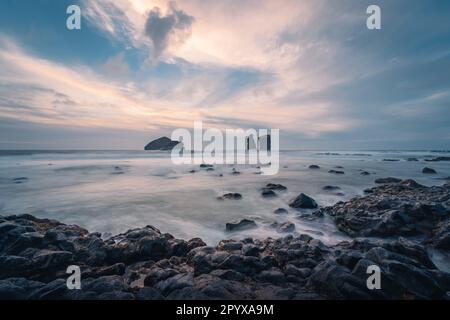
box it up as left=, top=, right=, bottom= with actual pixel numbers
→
left=144, top=137, right=179, bottom=151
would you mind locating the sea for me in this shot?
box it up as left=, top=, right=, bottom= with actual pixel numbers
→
left=0, top=150, right=449, bottom=246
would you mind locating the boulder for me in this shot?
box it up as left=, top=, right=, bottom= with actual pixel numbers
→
left=225, top=219, right=257, bottom=232
left=264, top=183, right=287, bottom=191
left=273, top=208, right=288, bottom=215
left=422, top=167, right=437, bottom=174
left=277, top=222, right=295, bottom=233
left=289, top=193, right=318, bottom=209
left=221, top=193, right=242, bottom=200
left=328, top=170, right=345, bottom=175
left=375, top=177, right=402, bottom=184
left=261, top=189, right=277, bottom=198
left=322, top=185, right=340, bottom=191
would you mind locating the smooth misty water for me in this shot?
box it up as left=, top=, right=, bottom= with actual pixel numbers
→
left=0, top=150, right=449, bottom=246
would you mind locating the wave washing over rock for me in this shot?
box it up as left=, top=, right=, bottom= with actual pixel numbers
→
left=0, top=180, right=449, bottom=300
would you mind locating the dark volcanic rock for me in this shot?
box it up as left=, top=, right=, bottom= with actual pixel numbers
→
left=264, top=183, right=287, bottom=191
left=328, top=170, right=345, bottom=175
left=422, top=167, right=437, bottom=174
left=316, top=180, right=450, bottom=238
left=309, top=165, right=320, bottom=169
left=289, top=193, right=318, bottom=209
left=225, top=219, right=257, bottom=232
left=220, top=193, right=242, bottom=200
left=12, top=177, right=28, bottom=184
left=277, top=222, right=295, bottom=233
left=261, top=189, right=277, bottom=198
left=375, top=177, right=402, bottom=184
left=144, top=137, right=179, bottom=151
left=407, top=158, right=419, bottom=162
left=274, top=208, right=288, bottom=215
left=360, top=171, right=371, bottom=176
left=322, top=186, right=341, bottom=191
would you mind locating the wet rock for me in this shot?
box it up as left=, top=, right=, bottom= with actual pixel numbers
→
left=257, top=268, right=286, bottom=284
left=261, top=189, right=277, bottom=198
left=360, top=171, right=371, bottom=176
left=221, top=193, right=242, bottom=200
left=32, top=250, right=74, bottom=270
left=425, top=156, right=450, bottom=162
left=231, top=168, right=241, bottom=175
left=241, top=244, right=260, bottom=257
left=82, top=263, right=126, bottom=278
left=96, top=291, right=135, bottom=300
left=218, top=240, right=242, bottom=251
left=309, top=165, right=320, bottom=169
left=200, top=164, right=214, bottom=168
left=136, top=287, right=164, bottom=300
left=277, top=222, right=295, bottom=233
left=284, top=264, right=311, bottom=278
left=308, top=260, right=376, bottom=299
left=289, top=193, right=318, bottom=209
left=265, top=183, right=287, bottom=190
left=0, top=278, right=44, bottom=300
left=375, top=177, right=402, bottom=184
left=328, top=170, right=345, bottom=175
left=225, top=219, right=257, bottom=232
left=12, top=177, right=28, bottom=184
left=274, top=208, right=288, bottom=214
left=155, top=273, right=194, bottom=295
left=166, top=286, right=208, bottom=300
left=407, top=158, right=419, bottom=161
left=209, top=269, right=245, bottom=281
left=28, top=278, right=70, bottom=300
left=400, top=179, right=425, bottom=188
left=323, top=185, right=340, bottom=191
left=422, top=167, right=437, bottom=174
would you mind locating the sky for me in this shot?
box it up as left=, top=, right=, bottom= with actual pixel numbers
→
left=0, top=0, right=449, bottom=150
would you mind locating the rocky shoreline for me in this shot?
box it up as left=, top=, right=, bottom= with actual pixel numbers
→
left=1, top=179, right=449, bottom=300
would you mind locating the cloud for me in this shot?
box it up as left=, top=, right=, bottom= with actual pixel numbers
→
left=2, top=1, right=450, bottom=149
left=144, top=1, right=195, bottom=60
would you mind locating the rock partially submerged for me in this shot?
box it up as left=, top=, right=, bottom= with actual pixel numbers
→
left=144, top=137, right=179, bottom=151
left=274, top=208, right=288, bottom=215
left=225, top=219, right=257, bottom=232
left=289, top=193, right=318, bottom=209
left=219, top=193, right=242, bottom=200
left=328, top=170, right=345, bottom=175
left=264, top=183, right=287, bottom=191
left=322, top=186, right=341, bottom=191
left=315, top=179, right=449, bottom=239
left=309, top=165, right=320, bottom=169
left=422, top=167, right=437, bottom=174
left=261, top=189, right=277, bottom=198
left=12, top=177, right=28, bottom=184
left=425, top=156, right=450, bottom=162
left=375, top=177, right=402, bottom=184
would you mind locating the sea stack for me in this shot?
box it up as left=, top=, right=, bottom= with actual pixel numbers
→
left=144, top=137, right=180, bottom=151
